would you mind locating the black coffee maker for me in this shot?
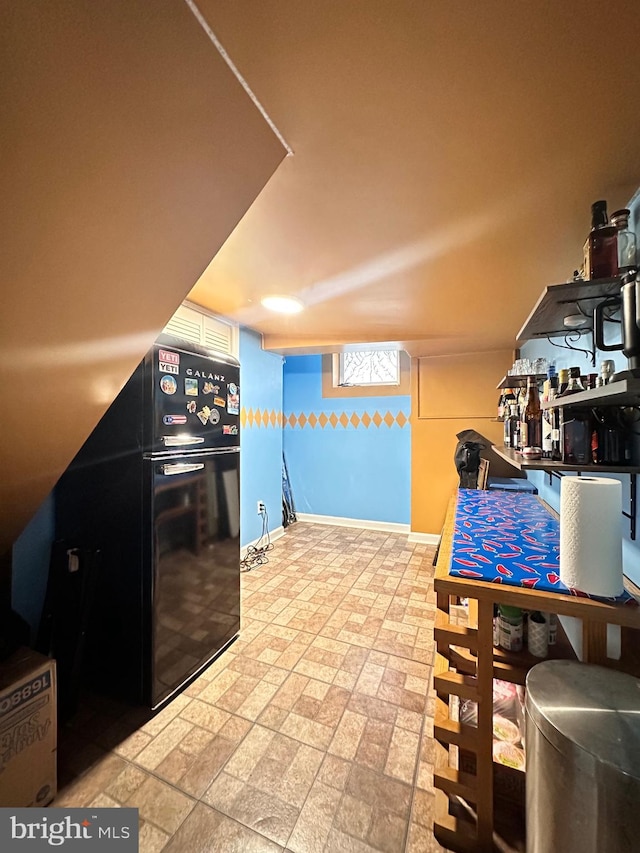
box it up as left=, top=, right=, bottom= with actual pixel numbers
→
left=594, top=271, right=640, bottom=381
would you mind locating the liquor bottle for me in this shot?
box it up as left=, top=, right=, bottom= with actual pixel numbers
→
left=557, top=368, right=570, bottom=395
left=549, top=377, right=562, bottom=460
left=541, top=377, right=556, bottom=458
left=561, top=410, right=592, bottom=464
left=583, top=200, right=618, bottom=280
left=522, top=376, right=542, bottom=449
left=558, top=367, right=585, bottom=396
left=503, top=407, right=511, bottom=446
left=497, top=391, right=506, bottom=421
left=508, top=404, right=520, bottom=450
left=610, top=208, right=637, bottom=274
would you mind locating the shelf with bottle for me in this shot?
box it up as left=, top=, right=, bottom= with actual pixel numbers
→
left=540, top=375, right=640, bottom=409
left=491, top=443, right=640, bottom=475
left=495, top=373, right=547, bottom=390
left=516, top=275, right=623, bottom=342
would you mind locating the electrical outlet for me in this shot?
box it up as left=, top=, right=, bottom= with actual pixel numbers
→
left=257, top=500, right=266, bottom=515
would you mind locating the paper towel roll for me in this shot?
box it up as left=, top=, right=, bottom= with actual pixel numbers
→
left=559, top=476, right=623, bottom=597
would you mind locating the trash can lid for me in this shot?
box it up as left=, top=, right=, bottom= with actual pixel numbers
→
left=526, top=660, right=640, bottom=779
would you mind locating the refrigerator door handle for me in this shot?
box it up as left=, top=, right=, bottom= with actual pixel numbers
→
left=160, top=462, right=205, bottom=476
left=161, top=435, right=205, bottom=447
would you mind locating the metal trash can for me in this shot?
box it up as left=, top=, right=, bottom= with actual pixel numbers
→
left=526, top=660, right=640, bottom=853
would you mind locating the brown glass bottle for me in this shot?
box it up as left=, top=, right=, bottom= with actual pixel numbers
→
left=584, top=200, right=618, bottom=280
left=522, top=376, right=542, bottom=449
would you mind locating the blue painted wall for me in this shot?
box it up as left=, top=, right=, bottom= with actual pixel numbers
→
left=283, top=355, right=411, bottom=524
left=239, top=328, right=284, bottom=545
left=520, top=195, right=640, bottom=585
left=12, top=493, right=54, bottom=642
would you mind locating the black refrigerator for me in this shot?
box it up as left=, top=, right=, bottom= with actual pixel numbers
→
left=53, top=333, right=241, bottom=709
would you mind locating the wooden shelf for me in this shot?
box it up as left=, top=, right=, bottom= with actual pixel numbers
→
left=516, top=276, right=622, bottom=341
left=491, top=444, right=640, bottom=475
left=431, top=493, right=640, bottom=853
left=540, top=377, right=640, bottom=409
left=496, top=374, right=546, bottom=389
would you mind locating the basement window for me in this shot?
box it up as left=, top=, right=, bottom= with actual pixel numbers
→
left=321, top=351, right=410, bottom=398
left=338, top=350, right=399, bottom=386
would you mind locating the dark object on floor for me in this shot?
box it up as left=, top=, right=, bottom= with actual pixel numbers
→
left=282, top=453, right=297, bottom=527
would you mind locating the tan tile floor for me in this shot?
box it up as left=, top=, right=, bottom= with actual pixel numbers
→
left=55, top=522, right=448, bottom=852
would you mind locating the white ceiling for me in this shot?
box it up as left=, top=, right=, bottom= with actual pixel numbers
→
left=187, top=0, right=640, bottom=357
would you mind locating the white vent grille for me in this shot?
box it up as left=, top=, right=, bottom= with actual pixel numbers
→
left=163, top=304, right=237, bottom=355
left=204, top=315, right=233, bottom=354
left=164, top=305, right=203, bottom=344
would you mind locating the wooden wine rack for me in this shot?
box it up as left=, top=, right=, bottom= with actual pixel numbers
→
left=432, top=494, right=640, bottom=852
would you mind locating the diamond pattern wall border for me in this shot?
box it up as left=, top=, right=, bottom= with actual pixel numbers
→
left=240, top=408, right=410, bottom=429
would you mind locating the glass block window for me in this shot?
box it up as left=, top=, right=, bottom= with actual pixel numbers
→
left=339, top=350, right=400, bottom=386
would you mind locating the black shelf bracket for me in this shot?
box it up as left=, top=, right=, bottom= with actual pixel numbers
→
left=547, top=470, right=565, bottom=486
left=622, top=473, right=637, bottom=541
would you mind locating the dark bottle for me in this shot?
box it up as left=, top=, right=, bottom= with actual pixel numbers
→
left=503, top=405, right=510, bottom=445
left=558, top=367, right=585, bottom=396
left=507, top=404, right=520, bottom=450
left=584, top=200, right=618, bottom=280
left=522, top=376, right=542, bottom=449
left=548, top=377, right=562, bottom=460
left=595, top=410, right=627, bottom=465
left=561, top=410, right=592, bottom=464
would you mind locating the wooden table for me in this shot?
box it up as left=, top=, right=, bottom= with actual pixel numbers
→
left=432, top=492, right=640, bottom=852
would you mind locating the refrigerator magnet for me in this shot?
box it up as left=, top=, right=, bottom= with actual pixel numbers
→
left=227, top=383, right=239, bottom=415
left=197, top=406, right=211, bottom=425
left=186, top=400, right=197, bottom=414
left=159, top=375, right=177, bottom=395
left=223, top=424, right=238, bottom=435
left=159, top=349, right=180, bottom=366
left=213, top=396, right=225, bottom=408
left=209, top=409, right=220, bottom=425
left=185, top=378, right=198, bottom=396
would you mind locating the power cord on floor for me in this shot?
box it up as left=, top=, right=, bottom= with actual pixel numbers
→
left=241, top=507, right=274, bottom=572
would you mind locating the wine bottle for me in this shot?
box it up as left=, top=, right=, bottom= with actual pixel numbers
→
left=523, top=376, right=542, bottom=449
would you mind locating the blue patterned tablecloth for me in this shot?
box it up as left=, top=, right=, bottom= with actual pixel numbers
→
left=450, top=489, right=636, bottom=605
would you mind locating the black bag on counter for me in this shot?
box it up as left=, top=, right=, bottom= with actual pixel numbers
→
left=454, top=440, right=485, bottom=489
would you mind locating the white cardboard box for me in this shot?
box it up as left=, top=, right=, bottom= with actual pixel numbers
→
left=0, top=648, right=57, bottom=807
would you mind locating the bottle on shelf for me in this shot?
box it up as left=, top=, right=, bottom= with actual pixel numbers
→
left=508, top=403, right=522, bottom=450
left=561, top=409, right=593, bottom=464
left=583, top=200, right=618, bottom=280
left=557, top=368, right=570, bottom=395
left=521, top=375, right=542, bottom=451
left=550, top=377, right=562, bottom=460
left=610, top=208, right=637, bottom=275
left=600, top=359, right=616, bottom=385
left=497, top=390, right=506, bottom=421
left=542, top=375, right=558, bottom=459
left=558, top=366, right=585, bottom=396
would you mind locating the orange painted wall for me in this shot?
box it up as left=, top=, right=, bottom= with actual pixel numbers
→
left=410, top=350, right=514, bottom=535
left=0, top=1, right=286, bottom=560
